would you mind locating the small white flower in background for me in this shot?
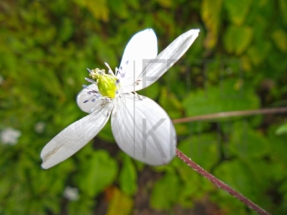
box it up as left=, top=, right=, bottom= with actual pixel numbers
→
left=0, top=128, right=21, bottom=145
left=41, top=28, right=200, bottom=169
left=34, top=121, right=46, bottom=133
left=63, top=186, right=79, bottom=201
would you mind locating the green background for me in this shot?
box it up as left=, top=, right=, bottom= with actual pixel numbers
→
left=1, top=0, right=287, bottom=214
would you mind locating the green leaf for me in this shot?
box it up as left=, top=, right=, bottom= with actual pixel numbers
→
left=214, top=160, right=256, bottom=200
left=159, top=87, right=183, bottom=118
left=269, top=125, right=287, bottom=164
left=172, top=158, right=213, bottom=207
left=279, top=0, right=287, bottom=25
left=75, top=150, right=118, bottom=197
left=247, top=41, right=271, bottom=65
left=224, top=25, right=253, bottom=55
left=118, top=154, right=137, bottom=195
left=266, top=49, right=287, bottom=77
left=272, top=29, right=287, bottom=52
left=108, top=0, right=129, bottom=19
left=150, top=173, right=180, bottom=210
left=183, top=80, right=260, bottom=117
left=67, top=196, right=95, bottom=215
left=157, top=0, right=173, bottom=8
left=126, top=0, right=139, bottom=9
left=275, top=123, right=287, bottom=135
left=201, top=0, right=223, bottom=48
left=59, top=18, right=74, bottom=42
left=224, top=0, right=252, bottom=25
left=229, top=121, right=270, bottom=158
left=178, top=133, right=219, bottom=171
left=75, top=0, right=109, bottom=22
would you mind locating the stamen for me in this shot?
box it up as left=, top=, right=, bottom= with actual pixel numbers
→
left=89, top=90, right=99, bottom=94
left=117, top=66, right=126, bottom=78
left=104, top=62, right=111, bottom=70
left=82, top=85, right=87, bottom=88
left=83, top=91, right=100, bottom=104
left=87, top=68, right=92, bottom=74
left=85, top=77, right=96, bottom=84
left=96, top=69, right=104, bottom=75
left=104, top=62, right=114, bottom=75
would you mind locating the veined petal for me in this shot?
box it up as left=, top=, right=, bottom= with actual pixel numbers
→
left=118, top=29, right=158, bottom=92
left=77, top=84, right=103, bottom=113
left=133, top=29, right=200, bottom=91
left=111, top=94, right=176, bottom=165
left=41, top=102, right=113, bottom=169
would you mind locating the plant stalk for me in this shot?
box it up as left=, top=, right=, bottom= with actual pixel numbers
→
left=173, top=107, right=287, bottom=124
left=176, top=148, right=271, bottom=215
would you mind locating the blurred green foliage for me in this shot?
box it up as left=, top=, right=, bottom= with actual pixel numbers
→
left=1, top=0, right=287, bottom=214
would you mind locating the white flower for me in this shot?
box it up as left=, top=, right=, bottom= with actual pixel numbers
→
left=63, top=186, right=79, bottom=201
left=41, top=28, right=199, bottom=169
left=35, top=121, right=46, bottom=133
left=0, top=127, right=21, bottom=145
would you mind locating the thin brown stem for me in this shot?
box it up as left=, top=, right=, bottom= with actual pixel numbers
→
left=176, top=149, right=271, bottom=215
left=173, top=107, right=287, bottom=124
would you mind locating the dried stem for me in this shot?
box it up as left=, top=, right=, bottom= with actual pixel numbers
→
left=173, top=107, right=282, bottom=214
left=173, top=107, right=287, bottom=124
left=176, top=149, right=271, bottom=215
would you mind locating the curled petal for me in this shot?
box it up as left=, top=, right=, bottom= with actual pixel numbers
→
left=118, top=29, right=158, bottom=92
left=133, top=29, right=200, bottom=91
left=111, top=94, right=176, bottom=165
left=41, top=102, right=113, bottom=169
left=77, top=84, right=103, bottom=113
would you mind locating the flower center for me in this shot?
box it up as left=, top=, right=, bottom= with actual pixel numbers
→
left=89, top=68, right=118, bottom=98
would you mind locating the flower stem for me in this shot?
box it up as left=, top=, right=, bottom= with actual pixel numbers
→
left=173, top=107, right=287, bottom=124
left=176, top=148, right=271, bottom=215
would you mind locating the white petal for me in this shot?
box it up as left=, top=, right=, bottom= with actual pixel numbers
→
left=77, top=84, right=103, bottom=113
left=41, top=102, right=113, bottom=169
left=111, top=94, right=176, bottom=165
left=118, top=29, right=158, bottom=92
left=133, top=29, right=200, bottom=91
